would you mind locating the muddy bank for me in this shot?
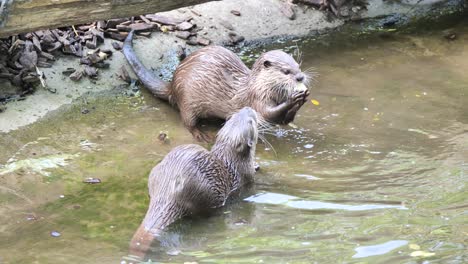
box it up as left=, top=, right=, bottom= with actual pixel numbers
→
left=0, top=0, right=466, bottom=132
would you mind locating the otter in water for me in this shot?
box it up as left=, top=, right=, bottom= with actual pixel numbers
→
left=129, top=107, right=258, bottom=257
left=123, top=31, right=310, bottom=141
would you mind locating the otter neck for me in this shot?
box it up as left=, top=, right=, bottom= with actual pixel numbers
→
left=234, top=72, right=287, bottom=108
left=211, top=144, right=253, bottom=191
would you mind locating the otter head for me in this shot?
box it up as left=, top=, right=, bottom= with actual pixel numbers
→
left=212, top=107, right=258, bottom=181
left=250, top=50, right=308, bottom=101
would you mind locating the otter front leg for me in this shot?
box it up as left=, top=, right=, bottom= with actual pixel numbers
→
left=283, top=90, right=310, bottom=124
left=262, top=90, right=308, bottom=124
left=181, top=112, right=213, bottom=142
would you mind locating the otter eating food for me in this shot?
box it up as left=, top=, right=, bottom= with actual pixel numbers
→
left=129, top=107, right=258, bottom=257
left=123, top=31, right=310, bottom=141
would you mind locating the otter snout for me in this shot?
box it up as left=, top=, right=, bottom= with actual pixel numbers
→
left=295, top=73, right=305, bottom=82
left=238, top=107, right=258, bottom=123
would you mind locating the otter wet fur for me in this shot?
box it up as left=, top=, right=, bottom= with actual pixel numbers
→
left=123, top=30, right=310, bottom=141
left=129, top=107, right=258, bottom=258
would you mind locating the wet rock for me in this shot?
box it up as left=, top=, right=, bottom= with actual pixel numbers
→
left=84, top=66, right=98, bottom=79
left=351, top=6, right=361, bottom=13
left=19, top=41, right=38, bottom=70
left=39, top=51, right=55, bottom=61
left=176, top=31, right=191, bottom=40
left=186, top=37, right=198, bottom=46
left=443, top=29, right=457, bottom=41
left=145, top=14, right=185, bottom=25
left=85, top=36, right=98, bottom=49
left=139, top=15, right=152, bottom=24
left=112, top=42, right=123, bottom=50
left=118, top=66, right=132, bottom=84
left=190, top=9, right=202, bottom=17
left=339, top=7, right=350, bottom=17
left=234, top=219, right=248, bottom=225
left=89, top=28, right=105, bottom=42
left=280, top=0, right=296, bottom=20
left=80, top=57, right=92, bottom=65
left=176, top=21, right=194, bottom=31
left=22, top=73, right=40, bottom=84
left=118, top=23, right=155, bottom=32
left=97, top=20, right=107, bottom=30
left=32, top=36, right=42, bottom=52
left=37, top=60, right=52, bottom=68
left=130, top=23, right=155, bottom=32
left=158, top=132, right=169, bottom=143
left=106, top=18, right=128, bottom=29
left=50, top=231, right=61, bottom=237
left=62, top=68, right=76, bottom=76
left=227, top=32, right=245, bottom=46
left=219, top=20, right=234, bottom=30
left=83, top=177, right=101, bottom=184
left=196, top=36, right=211, bottom=46
left=26, top=214, right=37, bottom=221
left=166, top=249, right=181, bottom=256
left=230, top=10, right=241, bottom=16
left=105, top=32, right=128, bottom=41
left=94, top=62, right=110, bottom=69
left=176, top=45, right=186, bottom=61
left=137, top=31, right=152, bottom=37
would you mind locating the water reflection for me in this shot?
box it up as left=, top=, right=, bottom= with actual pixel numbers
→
left=245, top=192, right=407, bottom=211
left=353, top=240, right=408, bottom=258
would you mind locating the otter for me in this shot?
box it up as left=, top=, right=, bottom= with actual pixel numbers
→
left=129, top=107, right=258, bottom=257
left=123, top=31, right=310, bottom=141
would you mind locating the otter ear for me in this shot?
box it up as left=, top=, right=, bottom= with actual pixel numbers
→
left=236, top=141, right=252, bottom=155
left=263, top=60, right=272, bottom=68
left=247, top=138, right=254, bottom=148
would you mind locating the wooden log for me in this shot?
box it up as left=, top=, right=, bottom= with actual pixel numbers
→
left=0, top=0, right=215, bottom=38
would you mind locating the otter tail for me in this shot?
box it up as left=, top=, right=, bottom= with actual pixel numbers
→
left=128, top=201, right=184, bottom=259
left=123, top=30, right=170, bottom=101
left=128, top=223, right=157, bottom=260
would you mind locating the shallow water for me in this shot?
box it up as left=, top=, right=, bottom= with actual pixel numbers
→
left=1, top=16, right=467, bottom=264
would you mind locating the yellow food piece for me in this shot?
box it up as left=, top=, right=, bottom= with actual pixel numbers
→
left=410, top=251, right=435, bottom=257
left=311, top=99, right=320, bottom=106
left=161, top=26, right=169, bottom=33
left=409, top=244, right=421, bottom=250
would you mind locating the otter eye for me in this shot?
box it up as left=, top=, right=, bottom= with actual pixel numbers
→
left=263, top=60, right=272, bottom=68
left=282, top=69, right=291, bottom=75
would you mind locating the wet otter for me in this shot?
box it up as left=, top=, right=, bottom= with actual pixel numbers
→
left=129, top=107, right=258, bottom=257
left=123, top=31, right=310, bottom=141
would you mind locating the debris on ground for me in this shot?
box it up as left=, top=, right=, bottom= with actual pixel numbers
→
left=0, top=2, right=360, bottom=102
left=83, top=177, right=101, bottom=184
left=280, top=0, right=297, bottom=20
left=0, top=11, right=229, bottom=101
left=292, top=0, right=366, bottom=18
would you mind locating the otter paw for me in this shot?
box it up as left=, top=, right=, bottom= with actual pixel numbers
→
left=293, top=90, right=307, bottom=105
left=254, top=162, right=260, bottom=172
left=192, top=130, right=213, bottom=143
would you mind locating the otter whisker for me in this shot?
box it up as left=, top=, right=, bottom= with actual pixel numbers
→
left=258, top=134, right=277, bottom=157
left=293, top=44, right=303, bottom=66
